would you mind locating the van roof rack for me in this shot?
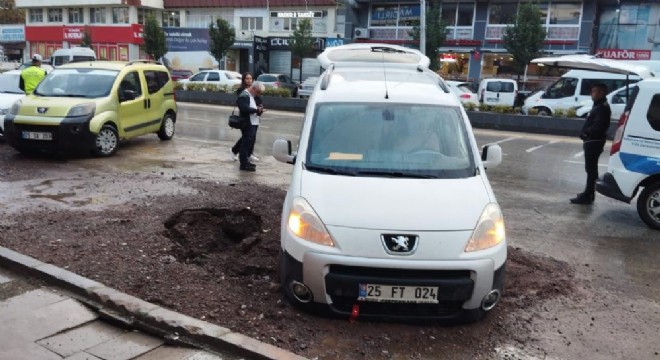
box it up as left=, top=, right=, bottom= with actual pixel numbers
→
left=127, top=59, right=162, bottom=66
left=319, top=63, right=335, bottom=91
left=318, top=43, right=430, bottom=70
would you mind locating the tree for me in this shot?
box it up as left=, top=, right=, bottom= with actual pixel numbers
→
left=410, top=0, right=447, bottom=71
left=141, top=15, right=168, bottom=61
left=80, top=26, right=92, bottom=48
left=289, top=19, right=314, bottom=82
left=0, top=0, right=25, bottom=24
left=503, top=1, right=547, bottom=81
left=208, top=18, right=235, bottom=68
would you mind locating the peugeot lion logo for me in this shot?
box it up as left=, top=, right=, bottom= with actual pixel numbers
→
left=37, top=107, right=48, bottom=114
left=382, top=234, right=418, bottom=255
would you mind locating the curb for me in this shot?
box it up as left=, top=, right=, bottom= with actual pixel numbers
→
left=0, top=246, right=307, bottom=360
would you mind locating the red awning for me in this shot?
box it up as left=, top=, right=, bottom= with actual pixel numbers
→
left=164, top=0, right=336, bottom=7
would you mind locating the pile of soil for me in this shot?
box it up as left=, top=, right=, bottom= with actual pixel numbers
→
left=0, top=176, right=581, bottom=359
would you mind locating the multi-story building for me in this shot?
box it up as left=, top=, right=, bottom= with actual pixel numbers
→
left=16, top=0, right=164, bottom=62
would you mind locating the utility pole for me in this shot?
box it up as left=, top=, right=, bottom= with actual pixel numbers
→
left=420, top=0, right=426, bottom=54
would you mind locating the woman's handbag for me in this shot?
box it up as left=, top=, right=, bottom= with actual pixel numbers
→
left=228, top=106, right=246, bottom=129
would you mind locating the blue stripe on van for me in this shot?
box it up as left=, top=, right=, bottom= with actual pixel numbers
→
left=620, top=153, right=660, bottom=175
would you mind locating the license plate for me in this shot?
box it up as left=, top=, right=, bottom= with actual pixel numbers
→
left=358, top=284, right=439, bottom=304
left=22, top=131, right=52, bottom=141
left=486, top=97, right=499, bottom=102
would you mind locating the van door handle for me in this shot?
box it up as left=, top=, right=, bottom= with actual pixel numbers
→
left=147, top=99, right=151, bottom=108
left=497, top=93, right=500, bottom=98
left=143, top=99, right=147, bottom=108
left=575, top=97, right=578, bottom=102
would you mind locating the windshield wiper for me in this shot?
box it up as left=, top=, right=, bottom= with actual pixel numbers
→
left=354, top=170, right=438, bottom=179
left=0, top=91, right=24, bottom=94
left=304, top=163, right=357, bottom=176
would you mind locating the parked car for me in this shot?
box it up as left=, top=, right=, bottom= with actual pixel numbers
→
left=272, top=43, right=506, bottom=322
left=170, top=69, right=193, bottom=81
left=4, top=61, right=177, bottom=156
left=298, top=77, right=319, bottom=98
left=178, top=70, right=242, bottom=90
left=446, top=80, right=479, bottom=107
left=0, top=70, right=25, bottom=141
left=575, top=85, right=633, bottom=120
left=478, top=78, right=518, bottom=107
left=257, top=73, right=298, bottom=97
left=51, top=47, right=97, bottom=67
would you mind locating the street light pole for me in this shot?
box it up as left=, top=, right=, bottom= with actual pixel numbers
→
left=420, top=0, right=426, bottom=55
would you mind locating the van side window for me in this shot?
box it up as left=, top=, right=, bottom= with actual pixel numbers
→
left=119, top=71, right=142, bottom=97
left=545, top=78, right=577, bottom=99
left=156, top=71, right=170, bottom=88
left=647, top=94, right=660, bottom=131
left=144, top=71, right=163, bottom=94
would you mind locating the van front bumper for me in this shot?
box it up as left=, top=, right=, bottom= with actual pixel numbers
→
left=596, top=172, right=632, bottom=203
left=281, top=250, right=506, bottom=321
left=4, top=114, right=96, bottom=153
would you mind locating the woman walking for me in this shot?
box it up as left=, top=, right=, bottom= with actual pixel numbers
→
left=231, top=72, right=262, bottom=162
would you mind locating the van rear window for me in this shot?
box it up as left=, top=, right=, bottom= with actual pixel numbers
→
left=486, top=81, right=514, bottom=93
left=647, top=94, right=660, bottom=131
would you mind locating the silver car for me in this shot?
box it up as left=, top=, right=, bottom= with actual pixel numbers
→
left=298, top=77, right=319, bottom=98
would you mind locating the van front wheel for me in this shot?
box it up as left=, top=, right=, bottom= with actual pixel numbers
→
left=536, top=107, right=552, bottom=116
left=93, top=125, right=118, bottom=157
left=637, top=182, right=660, bottom=230
left=157, top=113, right=175, bottom=141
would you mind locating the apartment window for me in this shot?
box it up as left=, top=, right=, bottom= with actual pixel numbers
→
left=162, top=11, right=180, bottom=27
left=48, top=8, right=63, bottom=23
left=29, top=9, right=43, bottom=23
left=90, top=8, right=106, bottom=24
left=68, top=8, right=84, bottom=24
left=488, top=3, right=517, bottom=25
left=112, top=7, right=129, bottom=24
left=138, top=8, right=156, bottom=25
left=283, top=18, right=298, bottom=31
left=241, top=17, right=263, bottom=31
left=548, top=3, right=581, bottom=25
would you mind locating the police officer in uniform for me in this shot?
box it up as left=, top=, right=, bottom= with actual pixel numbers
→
left=571, top=83, right=612, bottom=205
left=19, top=54, right=47, bottom=95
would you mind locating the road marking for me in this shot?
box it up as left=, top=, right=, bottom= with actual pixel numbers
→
left=494, top=136, right=520, bottom=144
left=563, top=160, right=608, bottom=167
left=526, top=140, right=561, bottom=153
left=573, top=151, right=584, bottom=158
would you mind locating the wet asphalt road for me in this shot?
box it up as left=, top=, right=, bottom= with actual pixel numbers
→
left=1, top=102, right=658, bottom=359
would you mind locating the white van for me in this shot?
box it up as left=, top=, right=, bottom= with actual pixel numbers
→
left=523, top=69, right=639, bottom=116
left=272, top=43, right=506, bottom=322
left=51, top=47, right=96, bottom=67
left=532, top=55, right=660, bottom=229
left=478, top=78, right=517, bottom=107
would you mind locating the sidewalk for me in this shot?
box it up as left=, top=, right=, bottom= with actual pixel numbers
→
left=0, top=267, right=234, bottom=360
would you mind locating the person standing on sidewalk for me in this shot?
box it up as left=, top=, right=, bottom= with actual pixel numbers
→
left=19, top=54, right=47, bottom=95
left=570, top=83, right=611, bottom=205
left=231, top=72, right=262, bottom=162
left=236, top=82, right=265, bottom=172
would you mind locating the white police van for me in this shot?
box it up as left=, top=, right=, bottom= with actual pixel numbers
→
left=272, top=43, right=507, bottom=322
left=532, top=55, right=660, bottom=229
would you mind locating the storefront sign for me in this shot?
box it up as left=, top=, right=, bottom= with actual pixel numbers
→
left=254, top=36, right=268, bottom=52
left=132, top=24, right=143, bottom=40
left=270, top=11, right=323, bottom=18
left=63, top=27, right=84, bottom=41
left=164, top=27, right=209, bottom=52
left=268, top=37, right=326, bottom=51
left=232, top=41, right=253, bottom=49
left=326, top=38, right=344, bottom=48
left=0, top=26, right=25, bottom=42
left=596, top=49, right=651, bottom=60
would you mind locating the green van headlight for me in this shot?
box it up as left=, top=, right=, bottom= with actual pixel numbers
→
left=67, top=103, right=96, bottom=117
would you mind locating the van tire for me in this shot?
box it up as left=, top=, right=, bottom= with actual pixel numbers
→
left=157, top=113, right=175, bottom=140
left=537, top=107, right=552, bottom=116
left=637, top=182, right=660, bottom=230
left=93, top=125, right=118, bottom=157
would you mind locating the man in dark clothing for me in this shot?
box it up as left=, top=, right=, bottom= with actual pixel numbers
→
left=571, top=83, right=612, bottom=205
left=236, top=82, right=264, bottom=171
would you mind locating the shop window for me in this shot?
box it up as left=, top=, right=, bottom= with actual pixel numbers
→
left=68, top=8, right=84, bottom=24
left=241, top=17, right=263, bottom=31
left=90, top=8, right=106, bottom=24
left=162, top=11, right=181, bottom=27
left=48, top=9, right=63, bottom=23
left=488, top=4, right=517, bottom=25
left=112, top=8, right=129, bottom=24
left=371, top=5, right=399, bottom=27
left=549, top=3, right=581, bottom=25
left=29, top=9, right=43, bottom=23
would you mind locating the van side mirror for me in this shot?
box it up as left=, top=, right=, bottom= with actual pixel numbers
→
left=481, top=144, right=502, bottom=169
left=273, top=139, right=295, bottom=164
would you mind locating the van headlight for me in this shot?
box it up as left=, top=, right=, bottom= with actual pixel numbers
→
left=67, top=103, right=96, bottom=117
left=465, top=203, right=505, bottom=252
left=8, top=100, right=22, bottom=115
left=287, top=197, right=334, bottom=247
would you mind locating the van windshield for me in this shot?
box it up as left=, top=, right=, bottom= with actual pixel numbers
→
left=34, top=68, right=118, bottom=98
left=306, top=103, right=476, bottom=179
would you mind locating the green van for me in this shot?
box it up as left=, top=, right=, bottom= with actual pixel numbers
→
left=4, top=60, right=177, bottom=156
